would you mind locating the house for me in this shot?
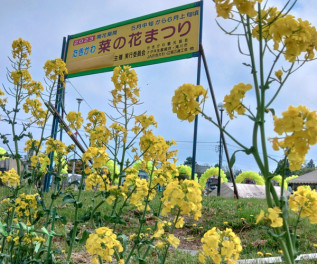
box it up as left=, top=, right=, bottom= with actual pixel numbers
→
left=288, top=170, right=317, bottom=189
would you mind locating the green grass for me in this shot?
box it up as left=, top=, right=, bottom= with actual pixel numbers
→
left=1, top=187, right=317, bottom=263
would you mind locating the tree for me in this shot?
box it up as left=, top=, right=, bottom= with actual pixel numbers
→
left=183, top=156, right=197, bottom=166
left=306, top=159, right=315, bottom=169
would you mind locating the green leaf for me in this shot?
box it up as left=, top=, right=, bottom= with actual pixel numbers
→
left=0, top=221, right=8, bottom=236
left=135, top=256, right=147, bottom=264
left=246, top=115, right=256, bottom=121
left=79, top=211, right=91, bottom=223
left=229, top=153, right=236, bottom=168
left=70, top=180, right=80, bottom=186
left=104, top=215, right=126, bottom=226
left=50, top=231, right=62, bottom=237
left=41, top=227, right=49, bottom=236
left=54, top=214, right=67, bottom=225
left=18, top=223, right=25, bottom=238
left=266, top=108, right=275, bottom=116
left=34, top=242, right=41, bottom=253
left=242, top=62, right=251, bottom=67
left=62, top=194, right=76, bottom=206
left=79, top=230, right=92, bottom=245
left=268, top=230, right=285, bottom=239
left=118, top=234, right=129, bottom=253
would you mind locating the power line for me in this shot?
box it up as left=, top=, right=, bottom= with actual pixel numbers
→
left=66, top=80, right=93, bottom=110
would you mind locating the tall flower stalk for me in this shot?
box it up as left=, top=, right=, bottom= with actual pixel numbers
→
left=172, top=1, right=317, bottom=263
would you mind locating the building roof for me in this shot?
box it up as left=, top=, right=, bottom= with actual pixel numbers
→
left=195, top=164, right=209, bottom=174
left=288, top=170, right=317, bottom=185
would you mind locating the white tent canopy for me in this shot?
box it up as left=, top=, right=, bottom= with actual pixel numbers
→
left=209, top=183, right=289, bottom=199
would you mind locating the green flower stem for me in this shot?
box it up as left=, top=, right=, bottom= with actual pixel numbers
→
left=199, top=111, right=249, bottom=151
left=44, top=161, right=62, bottom=228
left=2, top=188, right=20, bottom=255
left=280, top=157, right=288, bottom=199
left=28, top=81, right=56, bottom=193
left=142, top=192, right=164, bottom=259
left=125, top=163, right=157, bottom=261
left=245, top=16, right=260, bottom=106
left=11, top=55, right=24, bottom=177
left=45, top=207, right=56, bottom=264
left=90, top=195, right=104, bottom=229
left=111, top=86, right=130, bottom=217
left=118, top=86, right=129, bottom=186
left=113, top=186, right=136, bottom=232
left=161, top=208, right=181, bottom=264
left=125, top=242, right=138, bottom=263
left=66, top=165, right=86, bottom=263
left=244, top=9, right=295, bottom=262
left=265, top=63, right=295, bottom=109
left=292, top=208, right=302, bottom=250
left=283, top=219, right=295, bottom=262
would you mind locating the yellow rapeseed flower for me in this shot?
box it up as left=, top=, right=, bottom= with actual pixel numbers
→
left=199, top=227, right=242, bottom=264
left=223, top=83, right=252, bottom=119
left=85, top=227, right=123, bottom=263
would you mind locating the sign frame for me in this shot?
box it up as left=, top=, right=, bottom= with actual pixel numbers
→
left=65, top=1, right=202, bottom=79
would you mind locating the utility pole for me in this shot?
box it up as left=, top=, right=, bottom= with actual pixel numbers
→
left=71, top=98, right=83, bottom=178
left=217, top=102, right=224, bottom=196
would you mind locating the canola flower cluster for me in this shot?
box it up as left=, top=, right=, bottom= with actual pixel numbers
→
left=85, top=109, right=111, bottom=147
left=214, top=0, right=262, bottom=18
left=198, top=227, right=242, bottom=264
left=0, top=168, right=20, bottom=188
left=152, top=221, right=180, bottom=249
left=161, top=179, right=202, bottom=221
left=121, top=168, right=154, bottom=211
left=252, top=7, right=317, bottom=62
left=133, top=114, right=158, bottom=134
left=12, top=38, right=31, bottom=59
left=289, top=186, right=317, bottom=224
left=110, top=122, right=127, bottom=143
left=85, top=227, right=124, bottom=263
left=43, top=58, right=68, bottom=82
left=111, top=65, right=139, bottom=106
left=86, top=109, right=107, bottom=128
left=0, top=87, right=8, bottom=106
left=255, top=206, right=283, bottom=228
left=214, top=1, right=317, bottom=63
left=23, top=98, right=47, bottom=126
left=172, top=83, right=207, bottom=122
left=45, top=138, right=70, bottom=155
left=139, top=131, right=177, bottom=163
left=85, top=171, right=110, bottom=191
left=223, top=83, right=252, bottom=119
left=23, top=80, right=44, bottom=97
left=82, top=146, right=108, bottom=170
left=271, top=105, right=317, bottom=171
left=11, top=69, right=32, bottom=85
left=30, top=153, right=51, bottom=173
left=24, top=139, right=41, bottom=152
left=10, top=67, right=43, bottom=97
left=66, top=111, right=84, bottom=130
left=152, top=162, right=178, bottom=187
left=6, top=230, right=45, bottom=246
left=15, top=193, right=40, bottom=225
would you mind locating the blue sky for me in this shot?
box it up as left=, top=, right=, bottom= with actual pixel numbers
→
left=1, top=0, right=317, bottom=173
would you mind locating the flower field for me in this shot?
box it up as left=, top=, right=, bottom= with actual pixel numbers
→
left=1, top=0, right=317, bottom=263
